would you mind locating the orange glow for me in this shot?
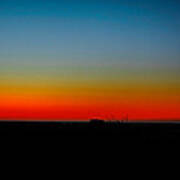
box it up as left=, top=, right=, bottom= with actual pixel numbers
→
left=0, top=92, right=179, bottom=121
left=0, top=67, right=180, bottom=121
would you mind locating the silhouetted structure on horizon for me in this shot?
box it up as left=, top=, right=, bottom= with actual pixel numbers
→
left=89, top=119, right=105, bottom=125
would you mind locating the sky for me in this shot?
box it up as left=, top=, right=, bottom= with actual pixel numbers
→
left=0, top=0, right=180, bottom=121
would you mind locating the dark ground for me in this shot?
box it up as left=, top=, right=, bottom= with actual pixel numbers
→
left=0, top=120, right=180, bottom=142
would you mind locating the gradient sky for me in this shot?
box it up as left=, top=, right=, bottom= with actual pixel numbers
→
left=0, top=0, right=180, bottom=120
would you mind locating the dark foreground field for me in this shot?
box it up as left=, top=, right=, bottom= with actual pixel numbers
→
left=0, top=120, right=180, bottom=142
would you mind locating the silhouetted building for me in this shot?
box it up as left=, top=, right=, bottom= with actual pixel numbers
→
left=89, top=119, right=105, bottom=126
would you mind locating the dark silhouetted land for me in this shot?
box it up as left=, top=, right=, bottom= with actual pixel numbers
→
left=0, top=120, right=180, bottom=142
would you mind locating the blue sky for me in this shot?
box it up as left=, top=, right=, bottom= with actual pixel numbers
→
left=0, top=0, right=180, bottom=68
